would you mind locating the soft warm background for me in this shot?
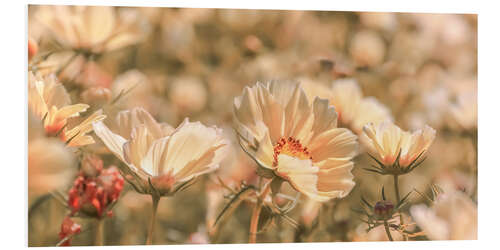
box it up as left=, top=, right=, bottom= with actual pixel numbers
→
left=28, top=6, right=477, bottom=245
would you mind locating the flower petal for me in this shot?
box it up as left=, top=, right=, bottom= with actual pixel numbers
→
left=116, top=107, right=165, bottom=139
left=275, top=154, right=325, bottom=201
left=309, top=128, right=358, bottom=162
left=92, top=121, right=127, bottom=162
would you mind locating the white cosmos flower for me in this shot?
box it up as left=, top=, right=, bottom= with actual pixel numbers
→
left=301, top=77, right=392, bottom=134
left=362, top=121, right=436, bottom=174
left=35, top=5, right=148, bottom=54
left=233, top=80, right=358, bottom=202
left=28, top=72, right=106, bottom=147
left=92, top=107, right=229, bottom=196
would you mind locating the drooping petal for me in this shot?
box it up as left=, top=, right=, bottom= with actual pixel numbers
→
left=274, top=154, right=325, bottom=201
left=316, top=162, right=355, bottom=199
left=65, top=109, right=106, bottom=147
left=92, top=121, right=127, bottom=162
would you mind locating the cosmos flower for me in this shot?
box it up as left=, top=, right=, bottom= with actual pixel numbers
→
left=92, top=107, right=229, bottom=196
left=233, top=80, right=358, bottom=202
left=35, top=5, right=148, bottom=54
left=301, top=78, right=392, bottom=134
left=28, top=72, right=106, bottom=147
left=362, top=121, right=436, bottom=175
left=410, top=190, right=477, bottom=240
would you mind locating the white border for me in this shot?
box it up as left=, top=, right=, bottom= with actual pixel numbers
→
left=2, top=0, right=499, bottom=249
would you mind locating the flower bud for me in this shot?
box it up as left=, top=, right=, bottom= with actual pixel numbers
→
left=373, top=200, right=394, bottom=220
left=80, top=87, right=112, bottom=108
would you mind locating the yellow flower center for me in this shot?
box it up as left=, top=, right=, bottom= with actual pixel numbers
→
left=273, top=137, right=312, bottom=166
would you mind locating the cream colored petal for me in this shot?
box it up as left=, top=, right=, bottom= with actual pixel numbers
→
left=255, top=83, right=285, bottom=142
left=267, top=80, right=300, bottom=107
left=123, top=125, right=156, bottom=169
left=67, top=135, right=95, bottom=147
left=42, top=74, right=71, bottom=109
left=140, top=136, right=169, bottom=176
left=380, top=122, right=402, bottom=158
left=283, top=83, right=314, bottom=142
left=28, top=80, right=48, bottom=119
left=309, top=128, right=358, bottom=162
left=53, top=104, right=89, bottom=123
left=233, top=86, right=264, bottom=139
left=92, top=121, right=127, bottom=162
left=160, top=122, right=175, bottom=137
left=65, top=109, right=106, bottom=146
left=275, top=154, right=329, bottom=201
left=116, top=107, right=163, bottom=139
left=174, top=139, right=229, bottom=182
left=253, top=131, right=275, bottom=169
left=234, top=122, right=274, bottom=170
left=309, top=97, right=338, bottom=144
left=362, top=123, right=386, bottom=159
left=316, top=165, right=355, bottom=198
left=330, top=78, right=363, bottom=124
left=161, top=119, right=227, bottom=177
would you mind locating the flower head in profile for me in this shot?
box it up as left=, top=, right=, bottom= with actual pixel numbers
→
left=233, top=80, right=358, bottom=202
left=92, top=107, right=229, bottom=197
left=35, top=5, right=148, bottom=54
left=362, top=121, right=436, bottom=175
left=302, top=78, right=392, bottom=134
left=28, top=72, right=106, bottom=147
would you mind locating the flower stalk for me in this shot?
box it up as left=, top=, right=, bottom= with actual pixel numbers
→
left=383, top=220, right=393, bottom=241
left=95, top=219, right=105, bottom=246
left=393, top=175, right=408, bottom=241
left=249, top=180, right=272, bottom=243
left=146, top=194, right=161, bottom=245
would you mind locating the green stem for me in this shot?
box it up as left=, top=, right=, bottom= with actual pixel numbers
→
left=393, top=175, right=408, bottom=241
left=383, top=220, right=394, bottom=241
left=95, top=219, right=104, bottom=246
left=146, top=195, right=161, bottom=245
left=249, top=180, right=272, bottom=243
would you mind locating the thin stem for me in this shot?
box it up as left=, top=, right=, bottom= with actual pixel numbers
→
left=383, top=220, right=394, bottom=241
left=95, top=219, right=105, bottom=246
left=249, top=180, right=272, bottom=243
left=146, top=194, right=161, bottom=245
left=393, top=175, right=408, bottom=241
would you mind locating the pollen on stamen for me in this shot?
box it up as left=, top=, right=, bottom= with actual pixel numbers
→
left=273, top=137, right=312, bottom=166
